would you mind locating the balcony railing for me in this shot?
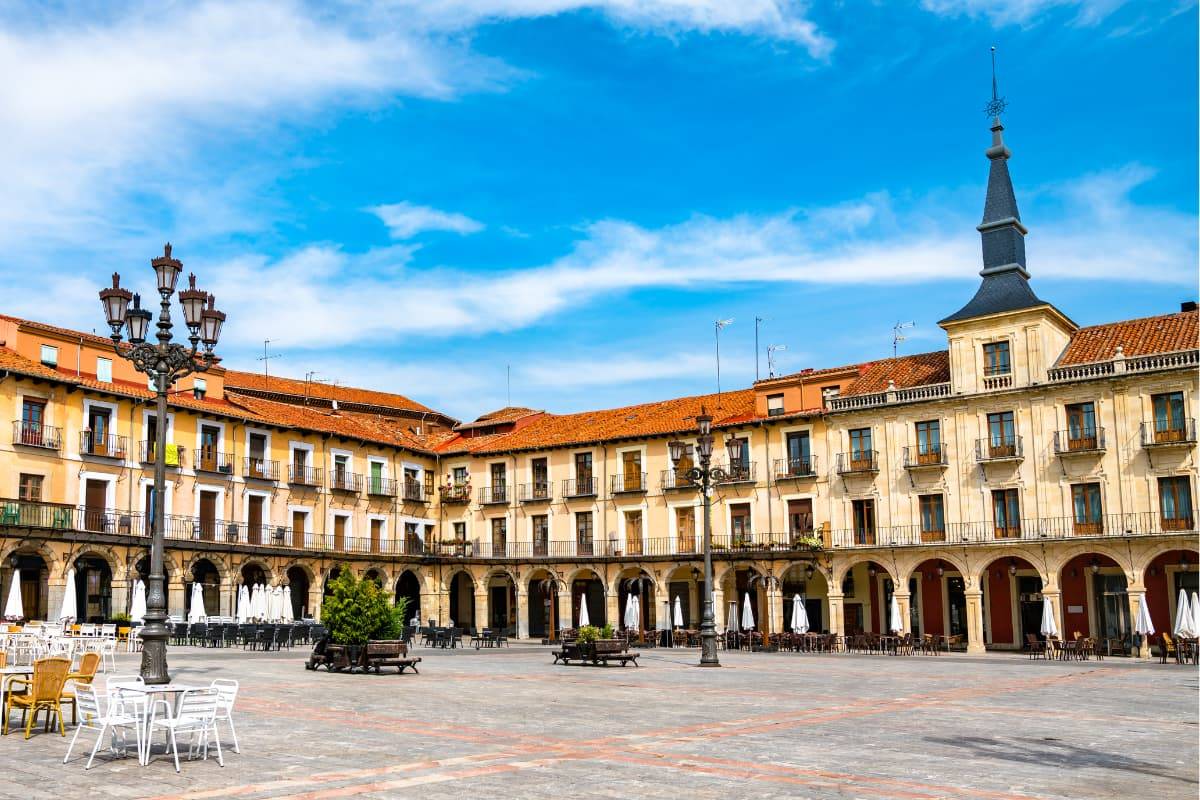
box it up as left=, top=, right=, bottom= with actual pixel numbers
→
left=836, top=451, right=878, bottom=475
left=479, top=485, right=509, bottom=505
left=329, top=472, right=363, bottom=493
left=288, top=465, right=323, bottom=488
left=975, top=436, right=1024, bottom=462
left=562, top=477, right=599, bottom=498
left=902, top=446, right=947, bottom=469
left=12, top=421, right=62, bottom=450
left=242, top=456, right=279, bottom=481
left=80, top=431, right=128, bottom=460
left=1141, top=419, right=1197, bottom=447
left=773, top=457, right=817, bottom=481
left=401, top=481, right=427, bottom=503
left=610, top=473, right=647, bottom=494
left=1053, top=428, right=1106, bottom=455
left=716, top=462, right=756, bottom=485
left=367, top=478, right=397, bottom=498
left=439, top=484, right=471, bottom=504
left=519, top=482, right=553, bottom=502
left=195, top=450, right=235, bottom=475
left=660, top=469, right=698, bottom=491
left=140, top=441, right=186, bottom=468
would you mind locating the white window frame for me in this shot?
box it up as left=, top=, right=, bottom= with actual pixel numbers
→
left=96, top=357, right=112, bottom=384
left=193, top=484, right=227, bottom=520
left=329, top=447, right=354, bottom=472
left=194, top=419, right=227, bottom=456
left=76, top=471, right=117, bottom=512
left=289, top=441, right=315, bottom=477
left=666, top=497, right=701, bottom=553
left=244, top=427, right=272, bottom=459
left=39, top=344, right=58, bottom=366
left=242, top=489, right=273, bottom=544
left=366, top=513, right=389, bottom=548
left=288, top=504, right=314, bottom=548
left=329, top=511, right=354, bottom=551
left=618, top=501, right=649, bottom=553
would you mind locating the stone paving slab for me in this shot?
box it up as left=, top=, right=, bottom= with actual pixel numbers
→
left=0, top=644, right=1194, bottom=799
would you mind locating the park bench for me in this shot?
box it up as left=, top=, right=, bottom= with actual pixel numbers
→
left=363, top=640, right=421, bottom=674
left=551, top=641, right=581, bottom=664
left=589, top=638, right=639, bottom=667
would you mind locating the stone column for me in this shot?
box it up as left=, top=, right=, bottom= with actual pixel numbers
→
left=1128, top=589, right=1152, bottom=660
left=110, top=579, right=130, bottom=620
left=711, top=586, right=725, bottom=633
left=168, top=575, right=187, bottom=619
left=687, top=579, right=699, bottom=627
left=473, top=587, right=488, bottom=634
left=965, top=588, right=986, bottom=654
left=555, top=590, right=571, bottom=634
left=766, top=588, right=782, bottom=642
left=827, top=589, right=845, bottom=639
left=893, top=590, right=912, bottom=635
left=604, top=590, right=619, bottom=630
left=419, top=591, right=441, bottom=626
left=1041, top=588, right=1064, bottom=643
left=46, top=576, right=66, bottom=621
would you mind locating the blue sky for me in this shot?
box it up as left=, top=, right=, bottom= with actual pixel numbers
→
left=0, top=1, right=1196, bottom=420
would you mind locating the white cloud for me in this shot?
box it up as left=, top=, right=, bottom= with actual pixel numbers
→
left=917, top=0, right=1187, bottom=26
left=369, top=203, right=486, bottom=239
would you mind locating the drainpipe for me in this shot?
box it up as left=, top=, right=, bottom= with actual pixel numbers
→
left=76, top=336, right=83, bottom=378
left=601, top=444, right=609, bottom=557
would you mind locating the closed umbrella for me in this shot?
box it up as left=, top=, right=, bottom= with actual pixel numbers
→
left=257, top=583, right=268, bottom=619
left=741, top=592, right=755, bottom=631
left=130, top=579, right=147, bottom=624
left=59, top=568, right=78, bottom=622
left=673, top=596, right=683, bottom=628
left=282, top=585, right=294, bottom=622
left=791, top=594, right=809, bottom=633
left=273, top=586, right=284, bottom=621
left=578, top=597, right=590, bottom=627
left=1134, top=596, right=1155, bottom=637
left=624, top=595, right=640, bottom=632
left=1173, top=589, right=1193, bottom=637
left=188, top=582, right=206, bottom=623
left=889, top=594, right=903, bottom=634
left=4, top=568, right=23, bottom=619
left=236, top=584, right=249, bottom=623
left=246, top=584, right=257, bottom=620
left=1191, top=591, right=1200, bottom=638
left=726, top=600, right=739, bottom=634
left=1040, top=596, right=1059, bottom=639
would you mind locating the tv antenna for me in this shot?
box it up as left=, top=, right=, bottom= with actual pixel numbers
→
left=984, top=45, right=1008, bottom=119
left=892, top=321, right=915, bottom=358
left=257, top=339, right=283, bottom=378
left=767, top=344, right=786, bottom=378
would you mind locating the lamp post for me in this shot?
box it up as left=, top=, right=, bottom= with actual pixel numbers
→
left=98, top=244, right=225, bottom=684
left=668, top=407, right=741, bottom=667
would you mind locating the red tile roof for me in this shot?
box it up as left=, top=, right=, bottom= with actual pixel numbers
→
left=222, top=369, right=444, bottom=418
left=844, top=351, right=951, bottom=396
left=1056, top=310, right=1198, bottom=366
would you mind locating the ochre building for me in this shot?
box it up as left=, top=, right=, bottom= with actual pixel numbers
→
left=1, top=116, right=1196, bottom=653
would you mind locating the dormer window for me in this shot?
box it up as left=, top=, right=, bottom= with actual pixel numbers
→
left=193, top=378, right=207, bottom=400
left=40, top=344, right=58, bottom=367
left=983, top=341, right=1011, bottom=376
left=766, top=394, right=784, bottom=416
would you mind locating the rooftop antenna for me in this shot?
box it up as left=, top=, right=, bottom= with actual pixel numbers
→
left=984, top=45, right=1007, bottom=120
left=767, top=344, right=787, bottom=378
left=257, top=339, right=283, bottom=378
left=892, top=321, right=915, bottom=358
left=715, top=318, right=733, bottom=407
left=302, top=370, right=328, bottom=406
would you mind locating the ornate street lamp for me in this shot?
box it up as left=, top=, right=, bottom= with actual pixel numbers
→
left=98, top=244, right=225, bottom=684
left=667, top=406, right=734, bottom=667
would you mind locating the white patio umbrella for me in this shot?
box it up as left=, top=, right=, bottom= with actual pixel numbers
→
left=889, top=594, right=904, bottom=634
left=741, top=592, right=755, bottom=631
left=1040, top=596, right=1059, bottom=639
left=726, top=600, right=739, bottom=634
left=129, top=579, right=147, bottom=624
left=256, top=582, right=268, bottom=619
left=673, top=596, right=683, bottom=628
left=578, top=598, right=590, bottom=627
left=245, top=584, right=257, bottom=620
left=188, top=582, right=206, bottom=623
left=791, top=594, right=809, bottom=633
left=272, top=586, right=284, bottom=620
left=4, top=568, right=23, bottom=619
left=59, top=568, right=78, bottom=622
left=623, top=594, right=640, bottom=632
left=236, top=584, right=249, bottom=623
left=1191, top=592, right=1200, bottom=638
left=1173, top=589, right=1193, bottom=637
left=1134, top=596, right=1155, bottom=637
left=282, top=585, right=294, bottom=622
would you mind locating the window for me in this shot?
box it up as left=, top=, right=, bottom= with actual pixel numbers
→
left=490, top=463, right=507, bottom=493
left=193, top=378, right=207, bottom=400
left=575, top=452, right=592, bottom=481
left=851, top=499, right=875, bottom=545
left=1159, top=477, right=1193, bottom=531
left=1151, top=392, right=1187, bottom=441
left=404, top=522, right=421, bottom=553
left=671, top=443, right=695, bottom=486
left=987, top=411, right=1017, bottom=456
left=728, top=437, right=750, bottom=471
left=532, top=515, right=549, bottom=556
left=39, top=344, right=58, bottom=367
left=730, top=504, right=751, bottom=541
left=992, top=488, right=1020, bottom=538
left=531, top=457, right=548, bottom=496
left=621, top=450, right=642, bottom=491
left=96, top=358, right=112, bottom=383
left=787, top=498, right=813, bottom=536
left=452, top=521, right=466, bottom=540
left=785, top=432, right=810, bottom=473
left=491, top=517, right=507, bottom=556
left=767, top=394, right=784, bottom=416
left=624, top=509, right=643, bottom=555
left=675, top=506, right=696, bottom=552
left=849, top=428, right=873, bottom=469
left=199, top=424, right=221, bottom=471
left=821, top=386, right=840, bottom=407
left=919, top=495, right=945, bottom=539
left=18, top=473, right=43, bottom=502
left=84, top=406, right=114, bottom=455
left=575, top=512, right=593, bottom=555
left=451, top=466, right=468, bottom=486
left=915, top=420, right=941, bottom=464
left=1071, top=483, right=1103, bottom=534
left=1065, top=402, right=1098, bottom=449
left=983, top=341, right=1010, bottom=376
left=403, top=466, right=419, bottom=498
left=19, top=398, right=46, bottom=445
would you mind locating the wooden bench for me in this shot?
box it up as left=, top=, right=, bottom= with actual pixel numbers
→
left=551, top=642, right=581, bottom=664
left=363, top=640, right=421, bottom=674
left=306, top=640, right=352, bottom=671
left=590, top=638, right=639, bottom=667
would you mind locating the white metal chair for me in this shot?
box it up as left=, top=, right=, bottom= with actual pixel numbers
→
left=96, top=638, right=118, bottom=672
left=210, top=679, right=240, bottom=754
left=62, top=684, right=145, bottom=768
left=146, top=688, right=224, bottom=772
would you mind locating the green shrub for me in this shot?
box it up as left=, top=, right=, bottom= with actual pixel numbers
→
left=111, top=613, right=131, bottom=624
left=321, top=571, right=410, bottom=645
left=576, top=625, right=600, bottom=644
left=600, top=623, right=614, bottom=639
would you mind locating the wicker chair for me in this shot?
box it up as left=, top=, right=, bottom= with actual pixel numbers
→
left=4, top=657, right=72, bottom=738
left=60, top=651, right=102, bottom=725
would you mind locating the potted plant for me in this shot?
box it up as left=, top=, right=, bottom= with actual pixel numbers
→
left=320, top=571, right=408, bottom=669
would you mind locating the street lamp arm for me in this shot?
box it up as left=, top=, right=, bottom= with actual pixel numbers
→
left=116, top=341, right=217, bottom=385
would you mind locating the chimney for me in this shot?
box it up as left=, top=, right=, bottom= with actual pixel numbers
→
left=1181, top=301, right=1197, bottom=313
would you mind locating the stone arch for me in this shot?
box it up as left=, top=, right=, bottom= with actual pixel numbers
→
left=279, top=560, right=317, bottom=586
left=611, top=565, right=654, bottom=596
left=0, top=540, right=62, bottom=581
left=1137, top=540, right=1199, bottom=577
left=442, top=567, right=478, bottom=594
left=900, top=552, right=972, bottom=584
left=715, top=562, right=761, bottom=589
left=973, top=546, right=1052, bottom=586
left=483, top=566, right=519, bottom=586
left=831, top=555, right=893, bottom=587
left=182, top=552, right=232, bottom=585
left=67, top=545, right=123, bottom=581
left=236, top=557, right=274, bottom=583
left=565, top=566, right=603, bottom=587
left=1046, top=542, right=1134, bottom=582
left=361, top=564, right=390, bottom=588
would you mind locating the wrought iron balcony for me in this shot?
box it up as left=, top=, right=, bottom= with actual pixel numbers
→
left=836, top=451, right=878, bottom=475
left=773, top=457, right=817, bottom=481
left=439, top=483, right=470, bottom=504
left=367, top=477, right=397, bottom=498
left=716, top=462, right=755, bottom=484
left=660, top=469, right=698, bottom=491
left=79, top=430, right=128, bottom=460
left=12, top=420, right=62, bottom=450
left=519, top=482, right=553, bottom=502
left=610, top=473, right=647, bottom=494
left=479, top=485, right=509, bottom=505
left=288, top=465, right=323, bottom=488
left=562, top=477, right=598, bottom=498
left=329, top=471, right=363, bottom=493
left=401, top=480, right=427, bottom=503
left=242, top=456, right=279, bottom=481
left=195, top=449, right=235, bottom=475
left=975, top=436, right=1023, bottom=462
left=1053, top=428, right=1106, bottom=455
left=902, top=446, right=947, bottom=470
left=1141, top=419, right=1197, bottom=447
left=140, top=441, right=186, bottom=468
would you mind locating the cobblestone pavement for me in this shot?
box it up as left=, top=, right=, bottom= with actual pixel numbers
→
left=0, top=644, right=1195, bottom=799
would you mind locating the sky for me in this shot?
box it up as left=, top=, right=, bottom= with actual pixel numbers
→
left=0, top=0, right=1196, bottom=421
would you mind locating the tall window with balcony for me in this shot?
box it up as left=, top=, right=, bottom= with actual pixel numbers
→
left=368, top=460, right=384, bottom=494
left=675, top=506, right=696, bottom=553
left=668, top=443, right=695, bottom=488
left=621, top=450, right=643, bottom=491
left=369, top=518, right=384, bottom=553
left=1071, top=483, right=1103, bottom=535
left=531, top=457, right=549, bottom=499
left=332, top=514, right=348, bottom=550
left=728, top=437, right=750, bottom=480
left=575, top=512, right=593, bottom=556
left=624, top=510, right=643, bottom=555
left=575, top=452, right=592, bottom=482
left=983, top=341, right=1010, bottom=376
left=915, top=420, right=941, bottom=465
left=987, top=411, right=1017, bottom=457
left=851, top=499, right=875, bottom=545
left=730, top=504, right=751, bottom=545
left=332, top=454, right=351, bottom=490
left=291, top=510, right=308, bottom=548
left=491, top=517, right=507, bottom=557
left=247, top=432, right=269, bottom=478
left=532, top=515, right=549, bottom=556
left=403, top=467, right=421, bottom=501
left=919, top=494, right=945, bottom=541
left=405, top=522, right=421, bottom=553
left=1158, top=476, right=1193, bottom=531
left=849, top=428, right=873, bottom=471
left=19, top=397, right=48, bottom=447
left=1151, top=392, right=1187, bottom=442
left=490, top=463, right=507, bottom=502
left=992, top=488, right=1020, bottom=538
left=85, top=406, right=115, bottom=456
left=787, top=498, right=813, bottom=539
left=246, top=494, right=265, bottom=544
left=785, top=431, right=811, bottom=476
left=1065, top=402, right=1097, bottom=451
left=199, top=424, right=221, bottom=472
left=198, top=489, right=219, bottom=541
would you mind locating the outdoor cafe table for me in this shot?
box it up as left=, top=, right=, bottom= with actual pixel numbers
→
left=110, top=681, right=208, bottom=765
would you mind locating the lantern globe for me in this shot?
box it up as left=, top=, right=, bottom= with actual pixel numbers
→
left=724, top=436, right=742, bottom=465
left=178, top=273, right=207, bottom=329
left=696, top=409, right=712, bottom=437
left=99, top=273, right=132, bottom=331
left=125, top=296, right=152, bottom=344
left=667, top=439, right=684, bottom=464
left=696, top=435, right=713, bottom=460
left=151, top=243, right=183, bottom=295
left=200, top=296, right=226, bottom=346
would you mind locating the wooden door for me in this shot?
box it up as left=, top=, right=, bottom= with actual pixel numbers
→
left=247, top=495, right=264, bottom=544
left=85, top=479, right=107, bottom=531
left=199, top=426, right=219, bottom=471
left=292, top=511, right=306, bottom=548
left=676, top=507, right=695, bottom=553
left=625, top=510, right=643, bottom=555
left=89, top=409, right=110, bottom=455
left=333, top=515, right=346, bottom=550
left=623, top=451, right=641, bottom=490
left=370, top=519, right=383, bottom=554
left=199, top=491, right=217, bottom=540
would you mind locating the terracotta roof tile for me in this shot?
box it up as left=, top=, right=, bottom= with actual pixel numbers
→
left=1056, top=310, right=1198, bottom=366
left=223, top=369, right=444, bottom=418
left=844, top=351, right=951, bottom=396
left=225, top=394, right=438, bottom=453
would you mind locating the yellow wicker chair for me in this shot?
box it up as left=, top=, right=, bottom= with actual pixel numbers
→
left=60, top=651, right=101, bottom=725
left=4, top=657, right=72, bottom=738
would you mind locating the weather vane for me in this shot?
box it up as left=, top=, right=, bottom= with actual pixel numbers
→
left=984, top=45, right=1008, bottom=119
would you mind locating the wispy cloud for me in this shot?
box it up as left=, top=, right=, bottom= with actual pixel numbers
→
left=369, top=203, right=485, bottom=239
left=918, top=0, right=1192, bottom=26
